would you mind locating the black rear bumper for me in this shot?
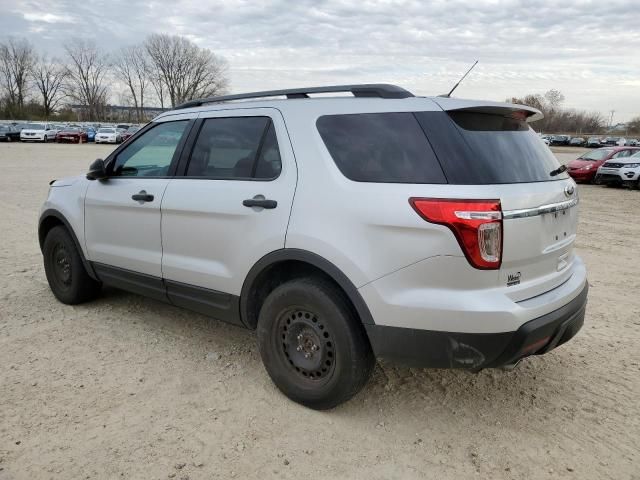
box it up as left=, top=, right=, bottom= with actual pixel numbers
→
left=595, top=173, right=622, bottom=185
left=365, top=283, right=588, bottom=370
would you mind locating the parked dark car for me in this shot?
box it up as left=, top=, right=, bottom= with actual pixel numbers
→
left=569, top=137, right=585, bottom=146
left=567, top=147, right=640, bottom=183
left=0, top=124, right=21, bottom=141
left=121, top=125, right=141, bottom=142
left=586, top=137, right=602, bottom=148
left=55, top=127, right=88, bottom=144
left=551, top=135, right=570, bottom=146
left=603, top=137, right=620, bottom=146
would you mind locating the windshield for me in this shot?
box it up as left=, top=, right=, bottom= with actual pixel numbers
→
left=126, top=127, right=140, bottom=133
left=580, top=149, right=613, bottom=161
left=98, top=128, right=115, bottom=133
left=64, top=127, right=80, bottom=132
left=24, top=123, right=42, bottom=130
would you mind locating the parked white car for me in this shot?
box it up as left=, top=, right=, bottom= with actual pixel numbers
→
left=595, top=151, right=640, bottom=188
left=95, top=128, right=122, bottom=144
left=20, top=123, right=57, bottom=142
left=38, top=84, right=587, bottom=409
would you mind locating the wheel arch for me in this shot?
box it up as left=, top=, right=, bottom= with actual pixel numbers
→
left=240, top=248, right=375, bottom=330
left=38, top=209, right=98, bottom=280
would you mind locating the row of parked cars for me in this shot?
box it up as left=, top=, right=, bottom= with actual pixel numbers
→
left=542, top=134, right=638, bottom=148
left=0, top=122, right=142, bottom=144
left=567, top=146, right=640, bottom=188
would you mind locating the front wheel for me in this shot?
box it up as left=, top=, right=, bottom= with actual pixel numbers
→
left=43, top=226, right=101, bottom=304
left=257, top=278, right=375, bottom=410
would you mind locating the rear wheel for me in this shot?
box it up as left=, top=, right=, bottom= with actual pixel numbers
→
left=43, top=226, right=101, bottom=304
left=257, top=278, right=375, bottom=410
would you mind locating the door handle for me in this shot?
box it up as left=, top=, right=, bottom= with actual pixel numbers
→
left=131, top=190, right=154, bottom=202
left=243, top=195, right=277, bottom=209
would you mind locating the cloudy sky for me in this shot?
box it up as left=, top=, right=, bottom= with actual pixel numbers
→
left=3, top=0, right=640, bottom=121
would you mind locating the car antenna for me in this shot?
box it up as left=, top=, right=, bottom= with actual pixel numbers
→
left=440, top=60, right=479, bottom=98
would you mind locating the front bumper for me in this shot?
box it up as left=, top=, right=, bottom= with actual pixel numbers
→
left=568, top=169, right=596, bottom=182
left=595, top=172, right=623, bottom=185
left=364, top=282, right=588, bottom=370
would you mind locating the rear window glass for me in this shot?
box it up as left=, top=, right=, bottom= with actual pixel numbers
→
left=316, top=113, right=446, bottom=184
left=416, top=111, right=568, bottom=184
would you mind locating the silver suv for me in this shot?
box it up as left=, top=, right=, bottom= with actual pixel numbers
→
left=39, top=84, right=588, bottom=409
left=596, top=151, right=640, bottom=188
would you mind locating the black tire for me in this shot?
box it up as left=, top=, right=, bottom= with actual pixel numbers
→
left=257, top=277, right=375, bottom=410
left=43, top=136, right=48, bottom=143
left=42, top=226, right=101, bottom=304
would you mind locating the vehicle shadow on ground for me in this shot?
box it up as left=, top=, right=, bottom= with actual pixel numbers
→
left=92, top=287, right=576, bottom=420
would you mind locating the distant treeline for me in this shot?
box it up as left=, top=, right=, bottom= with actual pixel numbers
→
left=0, top=34, right=229, bottom=122
left=508, top=89, right=640, bottom=135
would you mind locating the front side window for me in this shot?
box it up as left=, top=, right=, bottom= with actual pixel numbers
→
left=111, top=120, right=188, bottom=177
left=186, top=116, right=281, bottom=179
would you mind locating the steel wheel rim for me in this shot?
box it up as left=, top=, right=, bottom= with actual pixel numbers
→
left=51, top=242, right=72, bottom=287
left=277, top=308, right=336, bottom=382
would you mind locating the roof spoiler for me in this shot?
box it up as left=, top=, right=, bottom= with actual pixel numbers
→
left=432, top=98, right=544, bottom=123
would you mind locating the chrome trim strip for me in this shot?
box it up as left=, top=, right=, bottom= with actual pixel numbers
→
left=503, top=198, right=578, bottom=219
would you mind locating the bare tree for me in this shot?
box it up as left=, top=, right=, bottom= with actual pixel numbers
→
left=0, top=37, right=36, bottom=116
left=145, top=34, right=228, bottom=107
left=509, top=89, right=605, bottom=134
left=64, top=39, right=109, bottom=121
left=627, top=116, right=640, bottom=135
left=149, top=71, right=167, bottom=109
left=112, top=45, right=150, bottom=122
left=31, top=55, right=67, bottom=119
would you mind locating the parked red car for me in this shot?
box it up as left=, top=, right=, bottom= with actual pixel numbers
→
left=121, top=125, right=141, bottom=143
left=567, top=147, right=640, bottom=182
left=55, top=127, right=88, bottom=144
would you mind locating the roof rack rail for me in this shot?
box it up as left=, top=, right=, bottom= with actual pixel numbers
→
left=174, top=84, right=414, bottom=110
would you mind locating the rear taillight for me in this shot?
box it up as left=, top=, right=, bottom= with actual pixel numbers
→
left=409, top=198, right=503, bottom=270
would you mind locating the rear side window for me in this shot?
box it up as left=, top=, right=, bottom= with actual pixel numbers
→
left=186, top=117, right=281, bottom=179
left=316, top=113, right=446, bottom=184
left=416, top=110, right=568, bottom=184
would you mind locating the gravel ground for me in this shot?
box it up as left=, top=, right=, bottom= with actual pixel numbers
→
left=0, top=142, right=638, bottom=480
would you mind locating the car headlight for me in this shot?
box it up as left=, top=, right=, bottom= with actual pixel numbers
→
left=622, top=163, right=640, bottom=168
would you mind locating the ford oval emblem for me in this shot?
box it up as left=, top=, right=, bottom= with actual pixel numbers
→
left=565, top=184, right=575, bottom=197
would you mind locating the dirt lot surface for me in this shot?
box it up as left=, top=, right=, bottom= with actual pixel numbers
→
left=1, top=142, right=638, bottom=479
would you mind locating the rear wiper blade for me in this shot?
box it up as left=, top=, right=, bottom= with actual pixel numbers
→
left=549, top=165, right=568, bottom=176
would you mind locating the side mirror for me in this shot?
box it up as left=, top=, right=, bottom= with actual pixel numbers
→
left=86, top=158, right=108, bottom=180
